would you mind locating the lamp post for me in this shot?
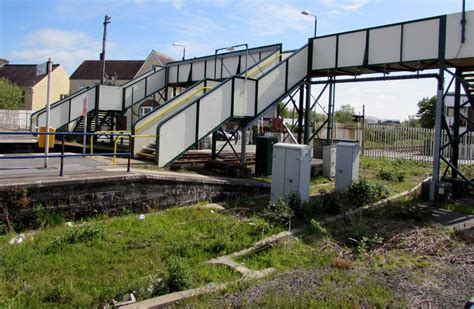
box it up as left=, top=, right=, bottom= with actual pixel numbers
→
left=301, top=9, right=317, bottom=37
left=214, top=43, right=248, bottom=80
left=172, top=42, right=185, bottom=61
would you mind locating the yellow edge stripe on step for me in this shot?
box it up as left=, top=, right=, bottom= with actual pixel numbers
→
left=113, top=134, right=157, bottom=165
left=135, top=86, right=212, bottom=133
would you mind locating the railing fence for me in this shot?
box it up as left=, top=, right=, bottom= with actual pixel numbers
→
left=0, top=109, right=32, bottom=130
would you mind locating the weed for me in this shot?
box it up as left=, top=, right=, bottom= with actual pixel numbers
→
left=34, top=205, right=64, bottom=229
left=310, top=219, right=328, bottom=236
left=45, top=224, right=104, bottom=253
left=0, top=188, right=31, bottom=233
left=352, top=234, right=384, bottom=255
left=262, top=196, right=294, bottom=230
left=163, top=257, right=192, bottom=293
left=346, top=179, right=390, bottom=208
left=378, top=168, right=406, bottom=182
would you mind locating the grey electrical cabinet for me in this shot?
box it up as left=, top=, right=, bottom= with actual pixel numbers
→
left=271, top=143, right=312, bottom=202
left=335, top=142, right=360, bottom=190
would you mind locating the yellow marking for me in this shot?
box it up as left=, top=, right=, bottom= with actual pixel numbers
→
left=135, top=86, right=212, bottom=133
left=246, top=52, right=282, bottom=78
left=90, top=130, right=131, bottom=157
left=113, top=134, right=157, bottom=165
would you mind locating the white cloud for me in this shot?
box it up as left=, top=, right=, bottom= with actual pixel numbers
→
left=170, top=0, right=184, bottom=9
left=318, top=0, right=372, bottom=15
left=176, top=16, right=226, bottom=39
left=9, top=29, right=103, bottom=73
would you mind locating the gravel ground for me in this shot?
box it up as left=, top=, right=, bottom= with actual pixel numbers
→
left=215, top=244, right=473, bottom=308
left=377, top=253, right=474, bottom=308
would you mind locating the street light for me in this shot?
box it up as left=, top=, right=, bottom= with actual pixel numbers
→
left=214, top=43, right=248, bottom=80
left=301, top=9, right=317, bottom=38
left=172, top=42, right=185, bottom=61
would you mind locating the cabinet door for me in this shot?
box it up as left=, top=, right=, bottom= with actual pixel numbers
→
left=284, top=148, right=301, bottom=195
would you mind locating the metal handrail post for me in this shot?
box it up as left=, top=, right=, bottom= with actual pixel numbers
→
left=60, top=134, right=65, bottom=176
left=127, top=135, right=132, bottom=172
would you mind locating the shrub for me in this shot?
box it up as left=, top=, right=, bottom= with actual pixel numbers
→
left=163, top=257, right=192, bottom=293
left=45, top=225, right=104, bottom=253
left=346, top=179, right=390, bottom=208
left=34, top=205, right=64, bottom=229
left=377, top=168, right=405, bottom=182
left=262, top=196, right=295, bottom=229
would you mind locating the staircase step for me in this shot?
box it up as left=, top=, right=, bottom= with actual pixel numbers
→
left=136, top=152, right=155, bottom=160
left=143, top=147, right=156, bottom=153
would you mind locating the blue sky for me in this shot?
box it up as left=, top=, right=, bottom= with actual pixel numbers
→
left=1, top=0, right=472, bottom=120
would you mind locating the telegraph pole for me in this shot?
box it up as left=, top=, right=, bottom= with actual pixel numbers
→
left=100, top=15, right=111, bottom=85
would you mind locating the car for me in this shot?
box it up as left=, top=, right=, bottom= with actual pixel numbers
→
left=214, top=130, right=235, bottom=141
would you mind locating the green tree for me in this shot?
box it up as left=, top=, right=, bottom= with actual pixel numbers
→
left=0, top=78, right=23, bottom=109
left=416, top=96, right=436, bottom=128
left=334, top=104, right=356, bottom=123
left=277, top=102, right=290, bottom=118
left=401, top=115, right=421, bottom=127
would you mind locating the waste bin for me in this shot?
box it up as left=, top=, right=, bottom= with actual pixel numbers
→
left=255, top=136, right=277, bottom=176
left=38, top=126, right=55, bottom=148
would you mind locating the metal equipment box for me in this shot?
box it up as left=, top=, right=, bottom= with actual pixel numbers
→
left=335, top=142, right=360, bottom=190
left=271, top=143, right=312, bottom=202
left=255, top=136, right=278, bottom=176
left=323, top=144, right=337, bottom=178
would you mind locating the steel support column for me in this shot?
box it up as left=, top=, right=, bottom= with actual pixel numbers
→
left=297, top=83, right=304, bottom=143
left=304, top=78, right=311, bottom=144
left=240, top=125, right=247, bottom=167
left=326, top=77, right=335, bottom=145
left=451, top=69, right=462, bottom=178
left=430, top=15, right=447, bottom=201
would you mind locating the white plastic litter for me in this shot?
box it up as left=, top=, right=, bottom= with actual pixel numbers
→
left=210, top=210, right=215, bottom=214
left=65, top=222, right=74, bottom=227
left=9, top=233, right=26, bottom=245
left=138, top=214, right=145, bottom=220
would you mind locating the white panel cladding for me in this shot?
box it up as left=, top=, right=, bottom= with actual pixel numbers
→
left=133, top=80, right=213, bottom=155
left=260, top=50, right=274, bottom=61
left=233, top=78, right=256, bottom=117
left=99, top=85, right=122, bottom=110
left=368, top=25, right=402, bottom=65
left=206, top=59, right=216, bottom=79
left=338, top=31, right=366, bottom=68
left=125, top=79, right=146, bottom=107
left=287, top=46, right=308, bottom=88
left=446, top=11, right=474, bottom=60
left=221, top=56, right=239, bottom=78
left=178, top=63, right=191, bottom=83
left=168, top=65, right=178, bottom=83
left=312, top=36, right=337, bottom=70
left=192, top=61, right=205, bottom=81
left=49, top=103, right=70, bottom=129
left=146, top=69, right=166, bottom=96
left=403, top=19, right=439, bottom=62
left=71, top=88, right=95, bottom=124
left=257, top=64, right=286, bottom=114
left=198, top=81, right=232, bottom=137
left=247, top=51, right=280, bottom=79
left=158, top=104, right=197, bottom=167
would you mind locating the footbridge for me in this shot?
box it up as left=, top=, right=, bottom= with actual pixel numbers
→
left=31, top=10, right=474, bottom=200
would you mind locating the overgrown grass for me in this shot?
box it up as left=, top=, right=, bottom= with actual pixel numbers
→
left=360, top=157, right=431, bottom=193
left=0, top=207, right=281, bottom=307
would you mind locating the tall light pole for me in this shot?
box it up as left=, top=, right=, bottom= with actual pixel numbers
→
left=172, top=42, right=186, bottom=61
left=301, top=9, right=317, bottom=37
left=100, top=15, right=111, bottom=85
